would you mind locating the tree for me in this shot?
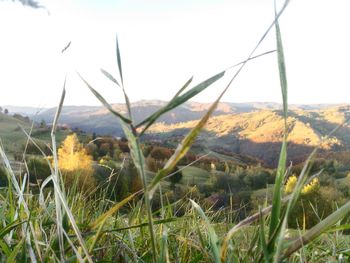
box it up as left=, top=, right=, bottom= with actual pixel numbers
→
left=4, top=109, right=8, bottom=114
left=0, top=107, right=2, bottom=113
left=58, top=133, right=95, bottom=191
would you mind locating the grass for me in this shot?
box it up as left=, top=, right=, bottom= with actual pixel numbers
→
left=1, top=0, right=350, bottom=262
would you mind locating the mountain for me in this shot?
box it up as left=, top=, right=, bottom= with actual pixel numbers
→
left=3, top=101, right=350, bottom=166
left=10, top=100, right=345, bottom=137
left=145, top=105, right=350, bottom=167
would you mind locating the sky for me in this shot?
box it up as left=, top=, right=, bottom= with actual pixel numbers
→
left=0, top=0, right=350, bottom=107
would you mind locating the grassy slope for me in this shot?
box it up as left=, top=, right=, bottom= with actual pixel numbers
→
left=0, top=113, right=32, bottom=156
left=0, top=112, right=71, bottom=159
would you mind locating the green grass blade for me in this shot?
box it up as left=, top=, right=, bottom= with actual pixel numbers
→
left=116, top=34, right=124, bottom=87
left=136, top=71, right=225, bottom=130
left=148, top=93, right=222, bottom=197
left=88, top=191, right=141, bottom=230
left=258, top=208, right=270, bottom=263
left=0, top=239, right=11, bottom=257
left=138, top=76, right=194, bottom=136
left=268, top=0, right=289, bottom=244
left=190, top=199, right=220, bottom=263
left=268, top=138, right=287, bottom=236
left=120, top=122, right=157, bottom=262
left=51, top=77, right=66, bottom=136
left=282, top=200, right=350, bottom=259
left=78, top=73, right=132, bottom=124
left=101, top=67, right=133, bottom=120
left=7, top=238, right=25, bottom=263
left=170, top=76, right=193, bottom=102
left=0, top=220, right=26, bottom=239
left=159, top=225, right=170, bottom=263
left=100, top=68, right=121, bottom=87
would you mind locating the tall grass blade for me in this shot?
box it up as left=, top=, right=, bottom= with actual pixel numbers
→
left=50, top=79, right=66, bottom=261
left=282, top=200, right=350, bottom=259
left=120, top=122, right=158, bottom=263
left=100, top=68, right=132, bottom=120
left=138, top=76, right=193, bottom=136
left=136, top=71, right=225, bottom=131
left=116, top=35, right=124, bottom=87
left=170, top=76, right=193, bottom=101
left=148, top=92, right=222, bottom=197
left=78, top=73, right=132, bottom=124
left=268, top=0, right=289, bottom=251
left=50, top=81, right=93, bottom=262
left=101, top=68, right=121, bottom=87
left=7, top=238, right=25, bottom=263
left=159, top=225, right=170, bottom=263
left=0, top=220, right=26, bottom=239
left=88, top=190, right=141, bottom=230
left=190, top=199, right=220, bottom=263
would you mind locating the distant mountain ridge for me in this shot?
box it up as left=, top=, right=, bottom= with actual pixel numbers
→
left=145, top=105, right=350, bottom=166
left=3, top=101, right=350, bottom=166
left=5, top=101, right=347, bottom=137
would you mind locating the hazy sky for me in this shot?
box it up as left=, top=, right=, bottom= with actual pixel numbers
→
left=0, top=0, right=350, bottom=107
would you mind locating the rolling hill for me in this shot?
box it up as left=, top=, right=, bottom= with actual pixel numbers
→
left=145, top=106, right=350, bottom=167
left=4, top=101, right=350, bottom=166
left=7, top=100, right=344, bottom=137
left=0, top=112, right=71, bottom=158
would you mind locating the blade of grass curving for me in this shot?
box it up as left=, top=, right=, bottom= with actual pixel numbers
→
left=268, top=0, right=289, bottom=247
left=0, top=239, right=11, bottom=257
left=101, top=68, right=121, bottom=87
left=50, top=79, right=66, bottom=261
left=159, top=225, right=170, bottom=263
left=115, top=36, right=134, bottom=120
left=170, top=76, right=193, bottom=102
left=148, top=91, right=223, bottom=197
left=0, top=220, right=26, bottom=239
left=259, top=207, right=270, bottom=263
left=78, top=73, right=132, bottom=124
left=61, top=41, right=71, bottom=53
left=120, top=122, right=157, bottom=263
left=116, top=35, right=124, bottom=87
left=225, top=50, right=276, bottom=71
left=88, top=190, right=142, bottom=230
left=101, top=68, right=133, bottom=120
left=7, top=238, right=25, bottom=263
left=50, top=81, right=93, bottom=262
left=136, top=71, right=225, bottom=132
left=282, top=200, right=350, bottom=259
left=190, top=199, right=220, bottom=263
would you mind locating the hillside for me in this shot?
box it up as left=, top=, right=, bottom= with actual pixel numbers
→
left=0, top=112, right=71, bottom=158
left=145, top=106, right=350, bottom=167
left=8, top=100, right=343, bottom=137
left=0, top=112, right=32, bottom=155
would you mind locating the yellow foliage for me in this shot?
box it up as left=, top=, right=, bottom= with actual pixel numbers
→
left=284, top=175, right=320, bottom=195
left=284, top=175, right=297, bottom=194
left=58, top=133, right=93, bottom=173
left=301, top=178, right=320, bottom=195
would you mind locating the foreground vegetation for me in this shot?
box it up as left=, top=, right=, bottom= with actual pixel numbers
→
left=1, top=1, right=350, bottom=262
